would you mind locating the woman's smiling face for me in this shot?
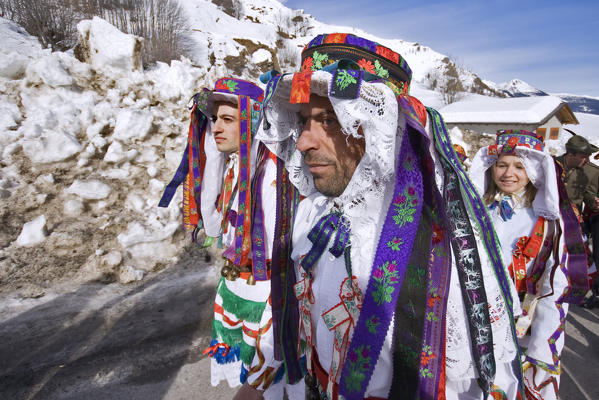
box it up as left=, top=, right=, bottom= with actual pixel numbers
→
left=492, top=154, right=530, bottom=194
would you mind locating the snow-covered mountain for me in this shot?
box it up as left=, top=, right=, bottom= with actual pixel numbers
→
left=486, top=78, right=549, bottom=97
left=482, top=78, right=598, bottom=115
left=552, top=93, right=599, bottom=115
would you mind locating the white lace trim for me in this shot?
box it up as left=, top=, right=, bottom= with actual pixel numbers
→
left=256, top=70, right=401, bottom=216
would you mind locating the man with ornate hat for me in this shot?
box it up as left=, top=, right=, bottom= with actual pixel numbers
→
left=159, top=78, right=304, bottom=399
left=256, top=33, right=525, bottom=399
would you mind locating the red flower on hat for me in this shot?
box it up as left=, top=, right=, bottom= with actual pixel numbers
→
left=375, top=45, right=399, bottom=64
left=488, top=145, right=498, bottom=156
left=357, top=58, right=376, bottom=73
left=507, top=136, right=519, bottom=147
left=324, top=33, right=348, bottom=44
left=302, top=57, right=314, bottom=72
left=214, top=80, right=230, bottom=92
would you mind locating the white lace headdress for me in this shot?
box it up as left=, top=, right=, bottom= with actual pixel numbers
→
left=256, top=70, right=403, bottom=213
left=470, top=130, right=560, bottom=220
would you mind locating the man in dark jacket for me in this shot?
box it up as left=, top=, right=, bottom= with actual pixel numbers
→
left=554, top=135, right=599, bottom=214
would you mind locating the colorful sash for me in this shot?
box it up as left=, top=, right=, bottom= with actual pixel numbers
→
left=510, top=217, right=545, bottom=294
left=250, top=143, right=271, bottom=281
left=159, top=99, right=207, bottom=238
left=338, top=125, right=424, bottom=400
left=232, top=96, right=253, bottom=267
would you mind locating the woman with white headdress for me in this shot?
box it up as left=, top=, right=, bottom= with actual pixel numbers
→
left=470, top=130, right=589, bottom=400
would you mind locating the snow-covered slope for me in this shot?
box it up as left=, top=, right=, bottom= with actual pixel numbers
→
left=177, top=0, right=503, bottom=98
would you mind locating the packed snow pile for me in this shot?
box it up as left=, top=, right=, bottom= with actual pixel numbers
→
left=0, top=16, right=213, bottom=294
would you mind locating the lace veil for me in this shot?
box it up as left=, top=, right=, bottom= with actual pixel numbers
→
left=256, top=70, right=401, bottom=215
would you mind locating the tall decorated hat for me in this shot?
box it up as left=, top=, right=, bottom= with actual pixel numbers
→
left=300, top=33, right=412, bottom=97
left=159, top=77, right=264, bottom=268
left=257, top=33, right=426, bottom=199
left=470, top=129, right=560, bottom=219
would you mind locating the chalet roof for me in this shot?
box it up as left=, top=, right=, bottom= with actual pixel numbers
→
left=439, top=96, right=579, bottom=125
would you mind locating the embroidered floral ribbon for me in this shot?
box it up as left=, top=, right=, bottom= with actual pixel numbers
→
left=295, top=269, right=315, bottom=377
left=389, top=196, right=432, bottom=399
left=159, top=99, right=208, bottom=237
left=233, top=96, right=252, bottom=267
left=250, top=143, right=270, bottom=281
left=392, top=96, right=453, bottom=400
left=338, top=127, right=424, bottom=400
left=443, top=161, right=496, bottom=396
left=271, top=157, right=302, bottom=381
left=218, top=160, right=237, bottom=234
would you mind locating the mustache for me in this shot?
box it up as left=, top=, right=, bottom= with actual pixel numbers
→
left=303, top=151, right=334, bottom=165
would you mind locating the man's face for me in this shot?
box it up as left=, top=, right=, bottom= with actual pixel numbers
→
left=212, top=101, right=239, bottom=153
left=566, top=152, right=589, bottom=168
left=297, top=95, right=365, bottom=197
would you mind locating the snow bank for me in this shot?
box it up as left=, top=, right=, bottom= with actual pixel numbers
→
left=76, top=17, right=143, bottom=72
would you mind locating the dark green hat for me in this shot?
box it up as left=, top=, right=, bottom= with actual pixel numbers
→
left=565, top=135, right=599, bottom=155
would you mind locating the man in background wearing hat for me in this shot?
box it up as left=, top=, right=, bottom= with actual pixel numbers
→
left=554, top=135, right=599, bottom=214
left=257, top=33, right=524, bottom=400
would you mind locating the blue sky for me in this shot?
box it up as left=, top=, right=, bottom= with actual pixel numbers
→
left=283, top=0, right=599, bottom=97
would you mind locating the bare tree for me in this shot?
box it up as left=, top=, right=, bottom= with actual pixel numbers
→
left=1, top=0, right=77, bottom=51
left=438, top=58, right=466, bottom=105
left=3, top=0, right=192, bottom=67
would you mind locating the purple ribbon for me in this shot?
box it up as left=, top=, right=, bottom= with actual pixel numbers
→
left=250, top=144, right=269, bottom=281
left=233, top=96, right=251, bottom=266
left=338, top=128, right=423, bottom=400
